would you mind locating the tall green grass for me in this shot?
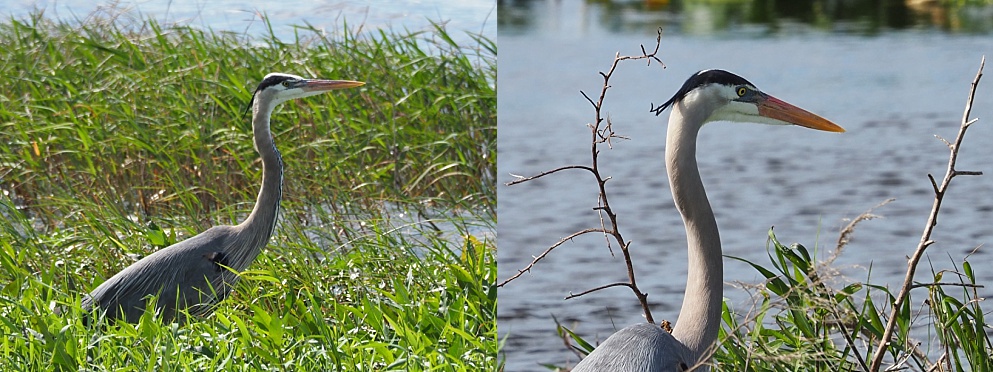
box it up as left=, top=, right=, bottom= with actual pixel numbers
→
left=712, top=228, right=990, bottom=371
left=556, top=227, right=991, bottom=371
left=0, top=11, right=495, bottom=371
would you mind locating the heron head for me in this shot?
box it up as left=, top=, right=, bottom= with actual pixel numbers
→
left=653, top=69, right=844, bottom=133
left=246, top=73, right=365, bottom=115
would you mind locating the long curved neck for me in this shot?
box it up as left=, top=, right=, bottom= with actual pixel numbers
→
left=232, top=98, right=283, bottom=270
left=665, top=102, right=723, bottom=359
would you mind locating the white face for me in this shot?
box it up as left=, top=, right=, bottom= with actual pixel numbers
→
left=251, top=73, right=365, bottom=111
left=262, top=73, right=326, bottom=106
left=683, top=82, right=843, bottom=133
left=660, top=69, right=844, bottom=133
left=691, top=84, right=792, bottom=126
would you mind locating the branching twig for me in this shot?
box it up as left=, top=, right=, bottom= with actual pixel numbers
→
left=868, top=56, right=985, bottom=371
left=567, top=281, right=637, bottom=300
left=505, top=165, right=595, bottom=186
left=499, top=28, right=666, bottom=325
left=497, top=227, right=611, bottom=287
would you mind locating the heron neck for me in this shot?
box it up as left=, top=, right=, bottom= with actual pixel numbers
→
left=665, top=102, right=723, bottom=359
left=234, top=99, right=283, bottom=270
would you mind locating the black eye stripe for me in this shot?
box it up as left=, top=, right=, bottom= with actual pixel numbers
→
left=257, top=75, right=296, bottom=91
left=245, top=74, right=299, bottom=116
left=652, top=69, right=756, bottom=116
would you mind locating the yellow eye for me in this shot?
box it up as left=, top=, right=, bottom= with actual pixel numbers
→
left=737, top=87, right=747, bottom=96
left=282, top=81, right=291, bottom=87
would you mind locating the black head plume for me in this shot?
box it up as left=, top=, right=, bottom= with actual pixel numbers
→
left=244, top=88, right=259, bottom=117
left=651, top=69, right=754, bottom=116
left=243, top=74, right=300, bottom=116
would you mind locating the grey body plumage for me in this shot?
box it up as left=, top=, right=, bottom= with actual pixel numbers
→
left=572, top=323, right=693, bottom=372
left=82, top=226, right=241, bottom=322
left=81, top=73, right=364, bottom=323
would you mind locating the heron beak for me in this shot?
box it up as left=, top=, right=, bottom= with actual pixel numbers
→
left=757, top=95, right=845, bottom=133
left=300, top=79, right=366, bottom=92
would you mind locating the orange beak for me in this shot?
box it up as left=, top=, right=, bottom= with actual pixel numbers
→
left=300, top=79, right=365, bottom=92
left=757, top=95, right=845, bottom=133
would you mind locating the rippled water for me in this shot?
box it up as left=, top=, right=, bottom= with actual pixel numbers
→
left=497, top=3, right=993, bottom=371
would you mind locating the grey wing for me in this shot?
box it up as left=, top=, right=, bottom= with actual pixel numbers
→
left=571, top=323, right=698, bottom=372
left=82, top=226, right=237, bottom=323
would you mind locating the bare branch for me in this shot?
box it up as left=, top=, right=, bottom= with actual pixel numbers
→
left=868, top=56, right=985, bottom=371
left=953, top=170, right=983, bottom=177
left=567, top=282, right=637, bottom=299
left=498, top=227, right=612, bottom=287
left=581, top=90, right=597, bottom=109
left=499, top=27, right=667, bottom=326
left=935, top=134, right=951, bottom=148
left=505, top=165, right=595, bottom=186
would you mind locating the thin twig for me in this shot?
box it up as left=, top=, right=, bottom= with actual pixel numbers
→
left=499, top=27, right=666, bottom=325
left=567, top=282, right=636, bottom=299
left=505, top=165, right=595, bottom=186
left=836, top=319, right=871, bottom=371
left=581, top=28, right=665, bottom=324
left=868, top=56, right=985, bottom=371
left=497, top=227, right=611, bottom=287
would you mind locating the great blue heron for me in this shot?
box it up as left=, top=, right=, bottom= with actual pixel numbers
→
left=570, top=69, right=844, bottom=371
left=80, top=73, right=364, bottom=323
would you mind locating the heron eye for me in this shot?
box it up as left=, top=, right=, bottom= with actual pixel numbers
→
left=736, top=87, right=747, bottom=97
left=281, top=81, right=291, bottom=88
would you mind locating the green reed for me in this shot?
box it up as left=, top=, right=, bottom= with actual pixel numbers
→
left=0, top=11, right=495, bottom=371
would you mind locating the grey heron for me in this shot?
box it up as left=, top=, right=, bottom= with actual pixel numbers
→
left=570, top=69, right=844, bottom=371
left=81, top=73, right=364, bottom=323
